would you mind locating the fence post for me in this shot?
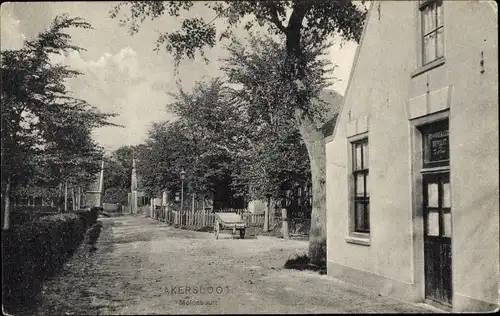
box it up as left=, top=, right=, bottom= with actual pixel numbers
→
left=191, top=195, right=194, bottom=226
left=282, top=208, right=289, bottom=239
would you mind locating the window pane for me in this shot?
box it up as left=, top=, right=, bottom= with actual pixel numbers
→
left=423, top=33, right=436, bottom=64
left=442, top=182, right=451, bottom=208
left=356, top=174, right=365, bottom=197
left=365, top=203, right=370, bottom=231
left=436, top=27, right=444, bottom=58
left=436, top=1, right=444, bottom=27
left=355, top=203, right=366, bottom=231
left=365, top=174, right=370, bottom=197
left=427, top=183, right=439, bottom=207
left=422, top=5, right=436, bottom=34
left=355, top=144, right=362, bottom=170
left=363, top=142, right=369, bottom=169
left=443, top=211, right=452, bottom=237
left=426, top=210, right=439, bottom=236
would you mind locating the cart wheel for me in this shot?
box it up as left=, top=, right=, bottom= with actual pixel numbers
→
left=214, top=221, right=220, bottom=240
left=240, top=229, right=245, bottom=239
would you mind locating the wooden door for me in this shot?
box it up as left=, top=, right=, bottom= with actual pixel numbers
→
left=423, top=172, right=452, bottom=305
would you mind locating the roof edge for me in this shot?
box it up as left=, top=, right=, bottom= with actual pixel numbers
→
left=329, top=1, right=375, bottom=141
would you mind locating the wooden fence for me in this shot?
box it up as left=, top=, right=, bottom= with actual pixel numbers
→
left=153, top=209, right=265, bottom=229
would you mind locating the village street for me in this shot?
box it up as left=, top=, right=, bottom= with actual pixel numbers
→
left=27, top=216, right=437, bottom=315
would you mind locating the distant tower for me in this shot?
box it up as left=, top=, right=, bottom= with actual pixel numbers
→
left=85, top=161, right=105, bottom=208
left=130, top=158, right=138, bottom=214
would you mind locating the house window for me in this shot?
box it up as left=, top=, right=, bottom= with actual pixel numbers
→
left=352, top=139, right=369, bottom=233
left=420, top=0, right=444, bottom=65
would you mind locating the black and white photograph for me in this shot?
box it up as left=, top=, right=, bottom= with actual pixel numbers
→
left=1, top=1, right=498, bottom=314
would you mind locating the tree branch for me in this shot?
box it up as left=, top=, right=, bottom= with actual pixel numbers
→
left=266, top=3, right=286, bottom=33
left=287, top=1, right=313, bottom=31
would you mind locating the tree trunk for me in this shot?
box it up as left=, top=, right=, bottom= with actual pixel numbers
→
left=295, top=108, right=327, bottom=265
left=64, top=181, right=68, bottom=213
left=2, top=176, right=11, bottom=230
left=57, top=182, right=62, bottom=212
left=71, top=187, right=75, bottom=211
left=77, top=186, right=82, bottom=209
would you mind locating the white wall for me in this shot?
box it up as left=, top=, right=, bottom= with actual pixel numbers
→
left=326, top=1, right=499, bottom=311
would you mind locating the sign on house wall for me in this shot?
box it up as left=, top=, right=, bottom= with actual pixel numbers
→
left=421, top=120, right=449, bottom=168
left=428, top=130, right=449, bottom=161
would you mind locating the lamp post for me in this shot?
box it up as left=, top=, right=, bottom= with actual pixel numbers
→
left=264, top=193, right=272, bottom=232
left=180, top=169, right=186, bottom=212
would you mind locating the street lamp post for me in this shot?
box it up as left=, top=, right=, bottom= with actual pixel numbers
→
left=180, top=169, right=186, bottom=212
left=264, top=193, right=272, bottom=232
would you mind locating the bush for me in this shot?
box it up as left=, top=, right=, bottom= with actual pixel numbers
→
left=75, top=207, right=100, bottom=228
left=10, top=206, right=59, bottom=227
left=11, top=205, right=58, bottom=213
left=1, top=212, right=88, bottom=307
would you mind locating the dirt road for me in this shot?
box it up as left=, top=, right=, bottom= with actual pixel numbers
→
left=28, top=216, right=435, bottom=315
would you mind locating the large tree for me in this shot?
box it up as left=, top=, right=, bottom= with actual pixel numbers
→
left=221, top=34, right=336, bottom=203
left=137, top=78, right=243, bottom=205
left=168, top=78, right=248, bottom=208
left=102, top=146, right=136, bottom=205
left=111, top=1, right=366, bottom=263
left=1, top=14, right=117, bottom=229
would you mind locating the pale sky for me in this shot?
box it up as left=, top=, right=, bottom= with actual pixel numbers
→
left=1, top=1, right=359, bottom=153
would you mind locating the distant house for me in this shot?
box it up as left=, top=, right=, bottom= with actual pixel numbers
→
left=325, top=1, right=498, bottom=312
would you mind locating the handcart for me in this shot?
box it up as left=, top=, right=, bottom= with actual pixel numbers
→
left=214, top=212, right=246, bottom=239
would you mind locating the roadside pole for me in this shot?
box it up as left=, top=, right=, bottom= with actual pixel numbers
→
left=282, top=208, right=289, bottom=239
left=264, top=194, right=271, bottom=232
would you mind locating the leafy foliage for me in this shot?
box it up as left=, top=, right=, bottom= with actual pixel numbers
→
left=111, top=0, right=365, bottom=261
left=111, top=1, right=366, bottom=70
left=1, top=14, right=118, bottom=206
left=102, top=146, right=136, bottom=204
left=221, top=35, right=336, bottom=200
left=135, top=35, right=336, bottom=206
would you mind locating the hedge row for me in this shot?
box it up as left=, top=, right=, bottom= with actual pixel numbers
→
left=10, top=209, right=60, bottom=227
left=1, top=207, right=100, bottom=306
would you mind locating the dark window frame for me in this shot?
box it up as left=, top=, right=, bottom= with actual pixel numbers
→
left=420, top=0, right=444, bottom=65
left=352, top=139, right=370, bottom=233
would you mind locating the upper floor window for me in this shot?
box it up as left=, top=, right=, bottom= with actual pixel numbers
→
left=420, top=0, right=444, bottom=65
left=352, top=139, right=369, bottom=233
